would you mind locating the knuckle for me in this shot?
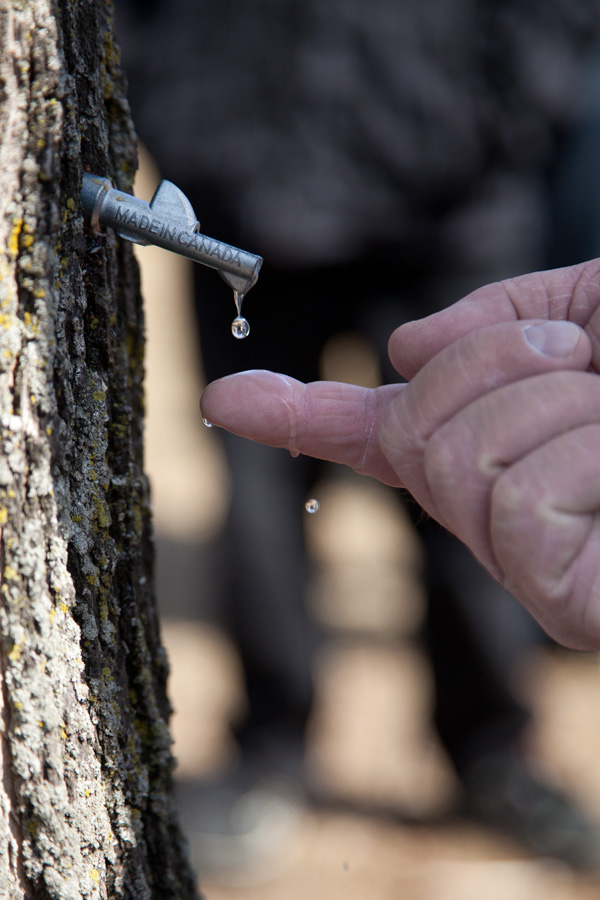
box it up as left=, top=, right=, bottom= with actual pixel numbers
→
left=424, top=427, right=466, bottom=491
left=490, top=466, right=531, bottom=526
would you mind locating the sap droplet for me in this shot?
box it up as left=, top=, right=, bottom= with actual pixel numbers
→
left=305, top=499, right=320, bottom=514
left=290, top=449, right=300, bottom=458
left=231, top=316, right=250, bottom=339
left=202, top=418, right=213, bottom=428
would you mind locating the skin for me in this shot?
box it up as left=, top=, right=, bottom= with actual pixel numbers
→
left=201, top=259, right=600, bottom=650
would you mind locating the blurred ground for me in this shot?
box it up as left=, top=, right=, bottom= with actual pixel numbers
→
left=136, top=154, right=600, bottom=900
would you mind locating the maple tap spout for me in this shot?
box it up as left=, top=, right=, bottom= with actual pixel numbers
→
left=80, top=172, right=263, bottom=296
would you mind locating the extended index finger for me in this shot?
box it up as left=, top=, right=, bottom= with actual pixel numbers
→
left=200, top=370, right=405, bottom=485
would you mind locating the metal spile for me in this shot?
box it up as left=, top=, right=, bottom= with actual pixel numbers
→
left=80, top=172, right=263, bottom=297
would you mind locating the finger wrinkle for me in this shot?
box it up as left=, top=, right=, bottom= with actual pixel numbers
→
left=585, top=305, right=600, bottom=373
left=356, top=389, right=379, bottom=474
left=544, top=275, right=577, bottom=321
left=502, top=271, right=568, bottom=321
left=275, top=373, right=299, bottom=449
left=351, top=386, right=405, bottom=485
left=568, top=260, right=600, bottom=323
left=499, top=278, right=525, bottom=319
left=567, top=264, right=595, bottom=324
left=544, top=261, right=600, bottom=324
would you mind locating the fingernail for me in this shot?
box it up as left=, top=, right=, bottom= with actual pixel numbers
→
left=524, top=321, right=581, bottom=357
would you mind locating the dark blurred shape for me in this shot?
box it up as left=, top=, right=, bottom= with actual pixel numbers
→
left=117, top=0, right=600, bottom=878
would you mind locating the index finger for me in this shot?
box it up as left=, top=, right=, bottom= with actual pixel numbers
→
left=200, top=370, right=405, bottom=485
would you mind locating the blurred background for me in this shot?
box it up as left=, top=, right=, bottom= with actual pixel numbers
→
left=117, top=2, right=600, bottom=896
left=137, top=147, right=600, bottom=899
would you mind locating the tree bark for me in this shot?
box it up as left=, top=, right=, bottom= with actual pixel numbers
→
left=0, top=1, right=198, bottom=897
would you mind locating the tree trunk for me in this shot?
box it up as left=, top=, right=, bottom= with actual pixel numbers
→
left=0, top=1, right=199, bottom=897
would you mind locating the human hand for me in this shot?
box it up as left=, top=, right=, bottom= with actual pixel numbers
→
left=201, top=260, right=600, bottom=648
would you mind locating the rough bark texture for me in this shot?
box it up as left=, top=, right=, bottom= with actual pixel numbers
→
left=0, top=1, right=198, bottom=897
